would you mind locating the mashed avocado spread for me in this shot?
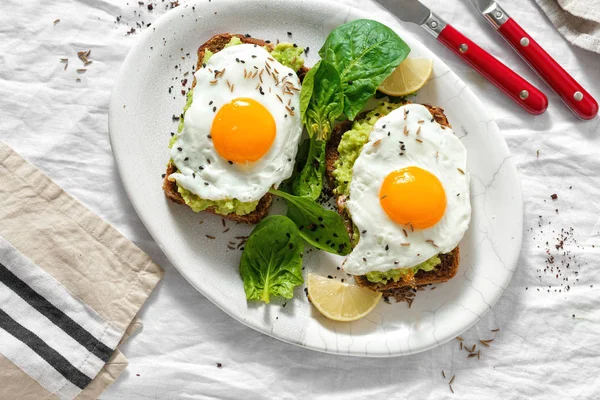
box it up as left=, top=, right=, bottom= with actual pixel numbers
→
left=169, top=38, right=305, bottom=216
left=270, top=43, right=304, bottom=72
left=332, top=101, right=442, bottom=283
left=365, top=256, right=441, bottom=284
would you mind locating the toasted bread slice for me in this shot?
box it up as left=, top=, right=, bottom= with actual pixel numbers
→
left=163, top=34, right=309, bottom=224
left=325, top=103, right=460, bottom=294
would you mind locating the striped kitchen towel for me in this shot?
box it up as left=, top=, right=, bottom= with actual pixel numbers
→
left=0, top=142, right=163, bottom=400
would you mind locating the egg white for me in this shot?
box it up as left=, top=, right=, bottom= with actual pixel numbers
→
left=169, top=44, right=302, bottom=203
left=343, top=104, right=471, bottom=276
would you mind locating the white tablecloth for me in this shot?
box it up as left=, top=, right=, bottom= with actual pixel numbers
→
left=2, top=0, right=600, bottom=398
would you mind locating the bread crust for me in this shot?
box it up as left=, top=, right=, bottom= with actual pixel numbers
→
left=324, top=103, right=460, bottom=293
left=163, top=33, right=309, bottom=224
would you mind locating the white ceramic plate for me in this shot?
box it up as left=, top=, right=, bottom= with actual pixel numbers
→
left=109, top=0, right=522, bottom=357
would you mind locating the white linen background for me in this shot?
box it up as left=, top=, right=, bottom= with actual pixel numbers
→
left=1, top=0, right=599, bottom=398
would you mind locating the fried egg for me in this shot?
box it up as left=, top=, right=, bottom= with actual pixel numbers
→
left=168, top=44, right=302, bottom=202
left=343, top=104, right=471, bottom=276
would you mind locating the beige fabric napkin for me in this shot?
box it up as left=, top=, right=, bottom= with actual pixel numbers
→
left=0, top=142, right=164, bottom=399
left=536, top=0, right=600, bottom=52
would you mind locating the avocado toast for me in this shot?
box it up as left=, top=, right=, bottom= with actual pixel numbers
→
left=163, top=33, right=309, bottom=224
left=325, top=102, right=460, bottom=301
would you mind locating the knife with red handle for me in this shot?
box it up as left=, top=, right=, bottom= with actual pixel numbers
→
left=375, top=0, right=548, bottom=115
left=471, top=0, right=598, bottom=120
left=437, top=24, right=547, bottom=115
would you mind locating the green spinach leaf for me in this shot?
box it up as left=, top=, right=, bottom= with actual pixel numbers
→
left=291, top=136, right=326, bottom=200
left=319, top=19, right=410, bottom=120
left=279, top=137, right=310, bottom=194
left=300, top=60, right=344, bottom=140
left=239, top=215, right=304, bottom=303
left=269, top=188, right=352, bottom=256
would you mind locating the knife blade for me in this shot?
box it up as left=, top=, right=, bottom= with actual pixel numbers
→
left=470, top=0, right=598, bottom=120
left=375, top=0, right=548, bottom=115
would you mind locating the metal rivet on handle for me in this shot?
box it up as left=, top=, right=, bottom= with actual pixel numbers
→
left=430, top=21, right=438, bottom=29
left=520, top=37, right=529, bottom=47
left=574, top=91, right=584, bottom=101
left=520, top=90, right=529, bottom=100
left=459, top=44, right=468, bottom=53
left=495, top=11, right=503, bottom=19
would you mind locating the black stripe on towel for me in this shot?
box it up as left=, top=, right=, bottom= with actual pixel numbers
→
left=0, top=262, right=113, bottom=362
left=0, top=308, right=92, bottom=389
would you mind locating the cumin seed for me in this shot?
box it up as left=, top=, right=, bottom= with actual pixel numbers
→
left=418, top=119, right=424, bottom=123
left=373, top=139, right=382, bottom=146
left=478, top=350, right=481, bottom=360
left=76, top=68, right=87, bottom=73
left=416, top=138, right=423, bottom=143
left=449, top=375, right=455, bottom=385
left=380, top=194, right=387, bottom=200
left=450, top=385, right=454, bottom=394
left=53, top=19, right=60, bottom=25
left=456, top=336, right=463, bottom=341
left=468, top=353, right=477, bottom=358
left=205, top=235, right=216, bottom=239
left=404, top=126, right=408, bottom=136
left=491, top=328, right=500, bottom=332
left=402, top=229, right=408, bottom=237
left=460, top=342, right=463, bottom=350
left=442, top=370, right=446, bottom=378
left=416, top=126, right=422, bottom=135
left=401, top=243, right=410, bottom=246
left=210, top=80, right=218, bottom=84
left=457, top=168, right=465, bottom=175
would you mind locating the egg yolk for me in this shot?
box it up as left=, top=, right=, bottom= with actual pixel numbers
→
left=379, top=166, right=446, bottom=229
left=211, top=98, right=276, bottom=163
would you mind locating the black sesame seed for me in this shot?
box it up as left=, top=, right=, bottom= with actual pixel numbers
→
left=286, top=233, right=291, bottom=238
left=207, top=158, right=211, bottom=164
left=382, top=124, right=386, bottom=129
left=252, top=55, right=257, bottom=58
left=228, top=160, right=233, bottom=165
left=385, top=245, right=389, bottom=251
left=213, top=106, right=217, bottom=112
left=184, top=157, right=189, bottom=161
left=204, top=182, right=209, bottom=186
left=299, top=225, right=304, bottom=230
left=199, top=166, right=204, bottom=170
left=202, top=63, right=206, bottom=68
left=293, top=43, right=298, bottom=48
left=284, top=114, right=288, bottom=118
left=362, top=230, right=367, bottom=234
left=304, top=47, right=310, bottom=54
left=245, top=33, right=251, bottom=38
left=240, top=60, right=245, bottom=64
left=320, top=224, right=325, bottom=228
left=333, top=233, right=338, bottom=238
left=375, top=113, right=380, bottom=116
left=318, top=217, right=323, bottom=222
left=330, top=243, right=335, bottom=248
left=311, top=226, right=317, bottom=232
left=315, top=238, right=319, bottom=242
left=287, top=31, right=292, bottom=36
left=170, top=132, right=175, bottom=136
left=388, top=132, right=391, bottom=136
left=430, top=118, right=434, bottom=122
left=236, top=58, right=240, bottom=62
left=161, top=173, right=166, bottom=178
left=288, top=72, right=293, bottom=77
left=362, top=257, right=367, bottom=262
left=177, top=147, right=182, bottom=151
left=207, top=135, right=212, bottom=139
left=327, top=275, right=333, bottom=279
left=209, top=100, right=213, bottom=105
left=348, top=80, right=353, bottom=85
left=192, top=173, right=196, bottom=178
left=287, top=158, right=292, bottom=162
left=289, top=243, right=293, bottom=249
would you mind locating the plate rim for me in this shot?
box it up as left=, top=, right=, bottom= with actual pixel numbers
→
left=108, top=0, right=523, bottom=357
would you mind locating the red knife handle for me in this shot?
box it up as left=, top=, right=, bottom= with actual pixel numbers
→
left=498, top=18, right=598, bottom=120
left=438, top=24, right=547, bottom=115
